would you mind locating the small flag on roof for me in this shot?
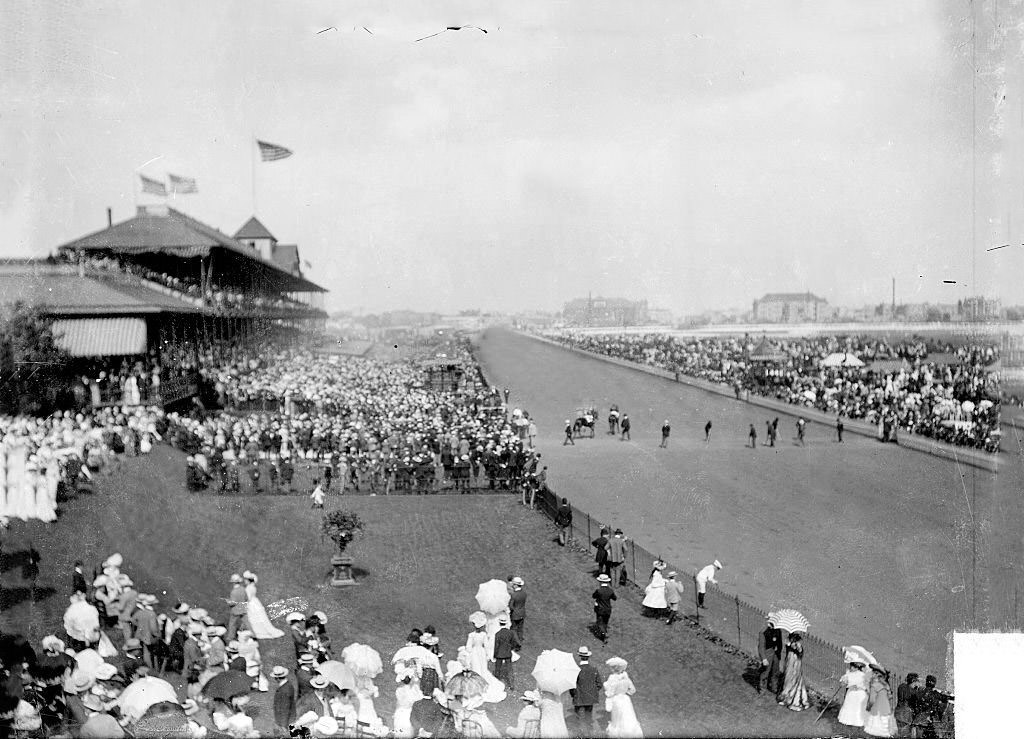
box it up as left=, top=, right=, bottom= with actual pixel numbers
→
left=169, top=174, right=198, bottom=194
left=257, top=139, right=293, bottom=161
left=140, top=174, right=167, bottom=196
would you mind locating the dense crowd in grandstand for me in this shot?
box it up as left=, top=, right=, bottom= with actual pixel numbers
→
left=548, top=331, right=1002, bottom=451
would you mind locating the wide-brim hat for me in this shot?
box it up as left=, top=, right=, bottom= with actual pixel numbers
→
left=41, top=635, right=65, bottom=653
left=309, top=675, right=329, bottom=690
left=123, top=638, right=142, bottom=652
left=66, top=671, right=95, bottom=694
left=286, top=612, right=306, bottom=623
left=271, top=666, right=289, bottom=679
left=714, top=560, right=723, bottom=569
left=521, top=689, right=541, bottom=703
left=469, top=612, right=487, bottom=628
left=298, top=653, right=316, bottom=665
left=229, top=574, right=243, bottom=583
left=94, top=663, right=118, bottom=681
left=498, top=614, right=511, bottom=626
left=577, top=646, right=592, bottom=657
left=605, top=656, right=628, bottom=671
left=312, top=611, right=328, bottom=623
left=597, top=574, right=611, bottom=583
left=205, top=626, right=227, bottom=638
left=511, top=576, right=524, bottom=586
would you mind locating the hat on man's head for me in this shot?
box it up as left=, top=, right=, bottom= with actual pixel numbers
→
left=577, top=646, right=592, bottom=657
left=597, top=574, right=611, bottom=583
left=205, top=626, right=227, bottom=639
left=229, top=573, right=243, bottom=584
left=498, top=614, right=510, bottom=626
left=511, top=576, right=524, bottom=587
left=713, top=560, right=722, bottom=569
left=667, top=571, right=677, bottom=578
left=521, top=690, right=541, bottom=704
left=123, top=638, right=142, bottom=653
left=309, top=675, right=329, bottom=690
left=66, top=671, right=95, bottom=694
left=298, top=653, right=316, bottom=665
left=271, top=666, right=289, bottom=679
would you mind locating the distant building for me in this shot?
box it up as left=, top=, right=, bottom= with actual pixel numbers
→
left=562, top=296, right=649, bottom=327
left=752, top=292, right=829, bottom=323
left=957, top=296, right=1002, bottom=322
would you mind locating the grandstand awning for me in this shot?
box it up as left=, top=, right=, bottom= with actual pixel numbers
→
left=52, top=317, right=147, bottom=357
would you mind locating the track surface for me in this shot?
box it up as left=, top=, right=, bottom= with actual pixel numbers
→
left=475, top=327, right=1023, bottom=680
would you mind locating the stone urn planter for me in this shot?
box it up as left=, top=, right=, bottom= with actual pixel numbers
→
left=322, top=511, right=364, bottom=588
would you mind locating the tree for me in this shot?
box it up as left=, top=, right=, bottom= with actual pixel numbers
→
left=0, top=302, right=70, bottom=416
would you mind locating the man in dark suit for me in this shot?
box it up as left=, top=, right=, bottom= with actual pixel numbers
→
left=620, top=414, right=631, bottom=440
left=492, top=614, right=521, bottom=691
left=757, top=615, right=784, bottom=695
left=271, top=666, right=297, bottom=733
left=592, top=574, right=617, bottom=643
left=509, top=577, right=527, bottom=643
left=287, top=612, right=308, bottom=663
left=295, top=653, right=317, bottom=696
left=592, top=528, right=610, bottom=576
left=71, top=561, right=87, bottom=595
left=570, top=646, right=602, bottom=733
left=295, top=675, right=332, bottom=720
left=555, top=498, right=573, bottom=547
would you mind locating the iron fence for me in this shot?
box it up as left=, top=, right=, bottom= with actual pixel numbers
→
left=534, top=484, right=849, bottom=696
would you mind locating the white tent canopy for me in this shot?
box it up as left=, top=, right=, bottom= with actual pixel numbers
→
left=821, top=352, right=864, bottom=368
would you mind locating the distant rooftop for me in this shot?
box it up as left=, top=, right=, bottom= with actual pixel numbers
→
left=234, top=216, right=277, bottom=242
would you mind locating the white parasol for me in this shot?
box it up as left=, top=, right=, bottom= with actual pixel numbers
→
left=843, top=645, right=877, bottom=666
left=115, top=676, right=178, bottom=723
left=316, top=660, right=357, bottom=692
left=771, top=608, right=810, bottom=634
left=391, top=645, right=441, bottom=675
left=475, top=579, right=511, bottom=615
left=530, top=649, right=581, bottom=695
left=70, top=649, right=106, bottom=681
left=341, top=643, right=383, bottom=679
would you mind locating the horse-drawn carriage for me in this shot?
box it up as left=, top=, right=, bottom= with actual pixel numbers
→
left=573, top=403, right=598, bottom=438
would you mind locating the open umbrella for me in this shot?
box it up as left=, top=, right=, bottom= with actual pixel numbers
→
left=475, top=579, right=511, bottom=614
left=115, top=677, right=178, bottom=723
left=391, top=644, right=441, bottom=674
left=202, top=671, right=252, bottom=701
left=772, top=608, right=810, bottom=634
left=132, top=701, right=187, bottom=736
left=317, top=660, right=357, bottom=691
left=341, top=643, right=383, bottom=679
left=445, top=669, right=488, bottom=699
left=843, top=646, right=877, bottom=666
left=531, top=649, right=580, bottom=695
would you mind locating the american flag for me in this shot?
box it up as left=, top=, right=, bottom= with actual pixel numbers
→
left=169, top=173, right=198, bottom=194
left=140, top=174, right=167, bottom=196
left=257, top=139, right=293, bottom=161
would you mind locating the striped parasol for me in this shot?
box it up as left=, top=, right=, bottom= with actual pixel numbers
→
left=771, top=609, right=810, bottom=634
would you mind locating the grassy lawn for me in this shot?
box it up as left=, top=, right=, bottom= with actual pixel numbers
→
left=1, top=444, right=846, bottom=737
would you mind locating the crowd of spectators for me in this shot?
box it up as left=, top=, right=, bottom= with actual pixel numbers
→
left=548, top=331, right=1002, bottom=451
left=64, top=255, right=312, bottom=315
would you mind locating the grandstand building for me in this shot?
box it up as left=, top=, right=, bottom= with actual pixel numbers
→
left=562, top=296, right=649, bottom=327
left=0, top=205, right=328, bottom=405
left=752, top=292, right=830, bottom=323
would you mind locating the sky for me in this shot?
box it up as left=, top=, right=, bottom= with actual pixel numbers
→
left=2, top=0, right=1022, bottom=315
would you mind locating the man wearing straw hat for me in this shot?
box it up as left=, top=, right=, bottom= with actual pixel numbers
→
left=272, top=665, right=297, bottom=732
left=664, top=571, right=686, bottom=625
left=492, top=613, right=521, bottom=690
left=571, top=646, right=602, bottom=733
left=757, top=614, right=784, bottom=695
left=592, top=574, right=617, bottom=644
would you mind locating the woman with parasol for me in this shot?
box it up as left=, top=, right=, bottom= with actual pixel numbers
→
left=776, top=633, right=811, bottom=711
left=864, top=663, right=897, bottom=737
left=603, top=657, right=643, bottom=738
left=465, top=612, right=508, bottom=703
left=341, top=642, right=387, bottom=732
left=444, top=664, right=501, bottom=738
left=392, top=661, right=425, bottom=738
left=837, top=660, right=869, bottom=728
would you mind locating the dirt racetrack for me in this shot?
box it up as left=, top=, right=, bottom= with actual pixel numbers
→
left=475, top=327, right=1024, bottom=682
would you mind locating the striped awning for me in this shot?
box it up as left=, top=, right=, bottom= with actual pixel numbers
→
left=52, top=317, right=147, bottom=357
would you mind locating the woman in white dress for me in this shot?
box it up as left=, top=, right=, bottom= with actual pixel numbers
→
left=6, top=440, right=32, bottom=521
left=242, top=571, right=283, bottom=639
left=603, top=657, right=643, bottom=738
left=32, top=452, right=57, bottom=523
left=464, top=613, right=507, bottom=703
left=392, top=662, right=424, bottom=738
left=538, top=689, right=569, bottom=738
left=641, top=561, right=668, bottom=616
left=837, top=663, right=869, bottom=728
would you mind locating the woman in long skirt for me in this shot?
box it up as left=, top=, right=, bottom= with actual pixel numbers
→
left=777, top=634, right=811, bottom=711
left=641, top=562, right=668, bottom=617
left=864, top=665, right=897, bottom=737
left=837, top=663, right=869, bottom=727
left=603, top=657, right=643, bottom=738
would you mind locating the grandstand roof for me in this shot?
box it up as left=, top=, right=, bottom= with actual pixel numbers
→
left=0, top=265, right=202, bottom=316
left=57, top=206, right=325, bottom=293
left=234, top=216, right=277, bottom=242
left=273, top=244, right=300, bottom=274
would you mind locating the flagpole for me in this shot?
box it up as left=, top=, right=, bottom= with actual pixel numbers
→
left=251, top=134, right=257, bottom=215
